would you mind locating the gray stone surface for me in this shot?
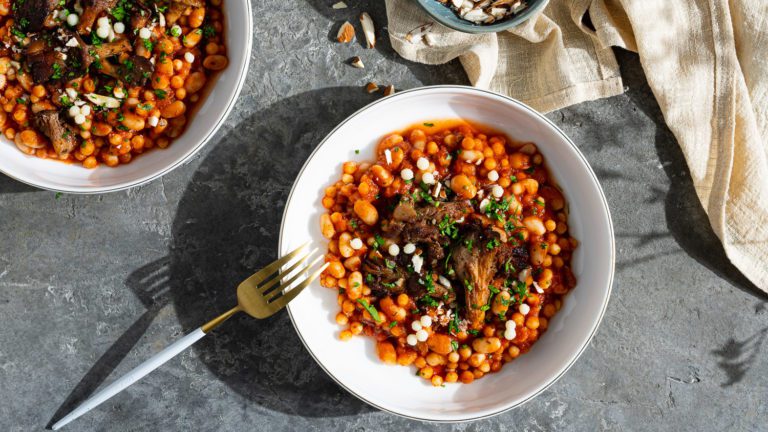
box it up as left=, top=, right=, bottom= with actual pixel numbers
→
left=1, top=1, right=767, bottom=430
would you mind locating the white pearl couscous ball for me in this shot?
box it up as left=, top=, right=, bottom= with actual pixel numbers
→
left=350, top=238, right=363, bottom=250
left=419, top=315, right=432, bottom=328
left=416, top=157, right=430, bottom=170
left=411, top=320, right=422, bottom=332
left=487, top=170, right=499, bottom=182
left=400, top=168, right=414, bottom=181
left=388, top=244, right=400, bottom=256
left=406, top=334, right=418, bottom=346
left=403, top=243, right=416, bottom=254
left=422, top=172, right=435, bottom=184
left=491, top=184, right=504, bottom=198
left=415, top=329, right=429, bottom=342
left=519, top=303, right=531, bottom=315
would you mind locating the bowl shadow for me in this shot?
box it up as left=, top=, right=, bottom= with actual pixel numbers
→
left=161, top=87, right=382, bottom=417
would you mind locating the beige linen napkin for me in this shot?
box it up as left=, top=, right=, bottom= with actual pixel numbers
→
left=386, top=0, right=768, bottom=292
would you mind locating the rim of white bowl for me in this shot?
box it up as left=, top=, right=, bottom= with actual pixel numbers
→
left=279, top=85, right=615, bottom=423
left=0, top=3, right=253, bottom=194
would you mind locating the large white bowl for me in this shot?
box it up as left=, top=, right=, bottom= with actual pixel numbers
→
left=280, top=86, right=614, bottom=422
left=0, top=1, right=252, bottom=193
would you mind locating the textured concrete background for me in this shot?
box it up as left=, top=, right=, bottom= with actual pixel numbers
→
left=1, top=1, right=767, bottom=430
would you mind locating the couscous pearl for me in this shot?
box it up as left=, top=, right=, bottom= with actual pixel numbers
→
left=95, top=25, right=110, bottom=39
left=406, top=334, right=418, bottom=346
left=68, top=105, right=81, bottom=117
left=350, top=238, right=363, bottom=250
left=420, top=315, right=432, bottom=328
left=148, top=116, right=159, bottom=127
left=479, top=198, right=490, bottom=212
left=113, top=22, right=125, bottom=34
left=184, top=52, right=195, bottom=63
left=491, top=185, right=504, bottom=198
left=74, top=114, right=86, bottom=125
left=113, top=88, right=125, bottom=98
left=519, top=303, right=531, bottom=315
left=400, top=168, right=414, bottom=181
left=66, top=13, right=79, bottom=26
left=504, top=328, right=516, bottom=340
left=139, top=27, right=152, bottom=39
left=403, top=243, right=416, bottom=254
left=422, top=172, right=435, bottom=185
left=487, top=170, right=499, bottom=182
left=416, top=329, right=429, bottom=342
left=416, top=157, right=429, bottom=170
left=80, top=105, right=91, bottom=116
left=505, top=320, right=516, bottom=329
left=388, top=244, right=400, bottom=256
left=411, top=321, right=423, bottom=331
left=96, top=16, right=110, bottom=28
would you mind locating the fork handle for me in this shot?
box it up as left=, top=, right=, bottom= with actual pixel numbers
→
left=52, top=328, right=207, bottom=430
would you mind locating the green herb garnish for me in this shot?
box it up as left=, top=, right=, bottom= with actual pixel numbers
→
left=356, top=299, right=382, bottom=322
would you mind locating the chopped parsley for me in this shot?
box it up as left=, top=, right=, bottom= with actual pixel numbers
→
left=510, top=175, right=518, bottom=183
left=356, top=299, right=382, bottom=322
left=480, top=304, right=490, bottom=311
left=438, top=215, right=459, bottom=239
left=464, top=279, right=473, bottom=291
left=504, top=258, right=516, bottom=274
left=153, top=89, right=167, bottom=99
left=111, top=5, right=126, bottom=21
left=55, top=192, right=63, bottom=199
left=423, top=122, right=434, bottom=127
left=365, top=273, right=374, bottom=283
left=59, top=95, right=73, bottom=107
left=10, top=27, right=26, bottom=40
left=525, top=167, right=535, bottom=174
left=448, top=310, right=460, bottom=334
left=511, top=280, right=529, bottom=304
left=15, top=97, right=26, bottom=105
left=170, top=26, right=182, bottom=37
left=142, top=39, right=154, bottom=51
left=384, top=260, right=396, bottom=270
left=388, top=321, right=398, bottom=329
left=450, top=340, right=459, bottom=351
left=489, top=285, right=500, bottom=294
left=354, top=149, right=360, bottom=154
left=372, top=234, right=385, bottom=250
left=468, top=329, right=480, bottom=336
left=463, top=238, right=473, bottom=251
left=202, top=24, right=216, bottom=38
left=486, top=238, right=500, bottom=250
left=348, top=219, right=358, bottom=229
left=419, top=295, right=440, bottom=307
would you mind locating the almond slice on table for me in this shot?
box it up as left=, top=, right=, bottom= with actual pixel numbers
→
left=350, top=56, right=364, bottom=69
left=405, top=23, right=434, bottom=44
left=383, top=85, right=395, bottom=96
left=359, top=12, right=376, bottom=48
left=336, top=21, right=355, bottom=43
left=365, top=82, right=379, bottom=93
left=332, top=1, right=347, bottom=8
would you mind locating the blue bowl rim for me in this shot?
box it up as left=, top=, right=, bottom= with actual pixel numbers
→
left=415, top=0, right=548, bottom=34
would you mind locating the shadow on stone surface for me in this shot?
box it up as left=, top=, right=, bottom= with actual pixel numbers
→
left=711, top=326, right=768, bottom=387
left=163, top=87, right=377, bottom=417
left=616, top=49, right=767, bottom=302
left=0, top=173, right=43, bottom=193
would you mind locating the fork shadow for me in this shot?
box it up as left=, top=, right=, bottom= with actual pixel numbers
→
left=46, top=258, right=173, bottom=428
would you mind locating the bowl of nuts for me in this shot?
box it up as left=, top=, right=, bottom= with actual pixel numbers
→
left=416, top=0, right=547, bottom=33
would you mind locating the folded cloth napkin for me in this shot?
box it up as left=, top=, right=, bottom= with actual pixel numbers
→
left=386, top=0, right=768, bottom=292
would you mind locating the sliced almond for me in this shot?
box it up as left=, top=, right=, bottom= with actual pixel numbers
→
left=359, top=12, right=376, bottom=49
left=84, top=93, right=121, bottom=108
left=331, top=1, right=347, bottom=8
left=365, top=82, right=379, bottom=93
left=405, top=23, right=433, bottom=44
left=383, top=85, right=395, bottom=96
left=350, top=56, right=364, bottom=69
left=336, top=21, right=355, bottom=43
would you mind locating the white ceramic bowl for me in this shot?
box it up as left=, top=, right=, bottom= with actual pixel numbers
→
left=0, top=2, right=252, bottom=193
left=280, top=86, right=614, bottom=422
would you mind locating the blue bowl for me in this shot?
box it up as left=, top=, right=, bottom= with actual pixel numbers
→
left=415, top=0, right=547, bottom=33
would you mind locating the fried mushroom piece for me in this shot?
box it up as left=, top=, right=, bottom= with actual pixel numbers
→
left=25, top=38, right=68, bottom=83
left=13, top=0, right=58, bottom=32
left=33, top=110, right=78, bottom=158
left=77, top=0, right=119, bottom=34
left=451, top=223, right=504, bottom=329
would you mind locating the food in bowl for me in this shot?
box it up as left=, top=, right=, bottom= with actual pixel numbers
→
left=438, top=0, right=527, bottom=24
left=0, top=0, right=227, bottom=168
left=319, top=120, right=578, bottom=386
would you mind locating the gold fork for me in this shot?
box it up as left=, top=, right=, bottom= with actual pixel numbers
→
left=52, top=243, right=326, bottom=430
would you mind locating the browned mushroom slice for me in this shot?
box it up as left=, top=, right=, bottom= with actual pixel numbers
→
left=13, top=0, right=58, bottom=32
left=33, top=110, right=78, bottom=158
left=116, top=56, right=155, bottom=86
left=174, top=0, right=204, bottom=7
left=164, top=2, right=188, bottom=25
left=77, top=0, right=119, bottom=34
left=25, top=39, right=67, bottom=82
